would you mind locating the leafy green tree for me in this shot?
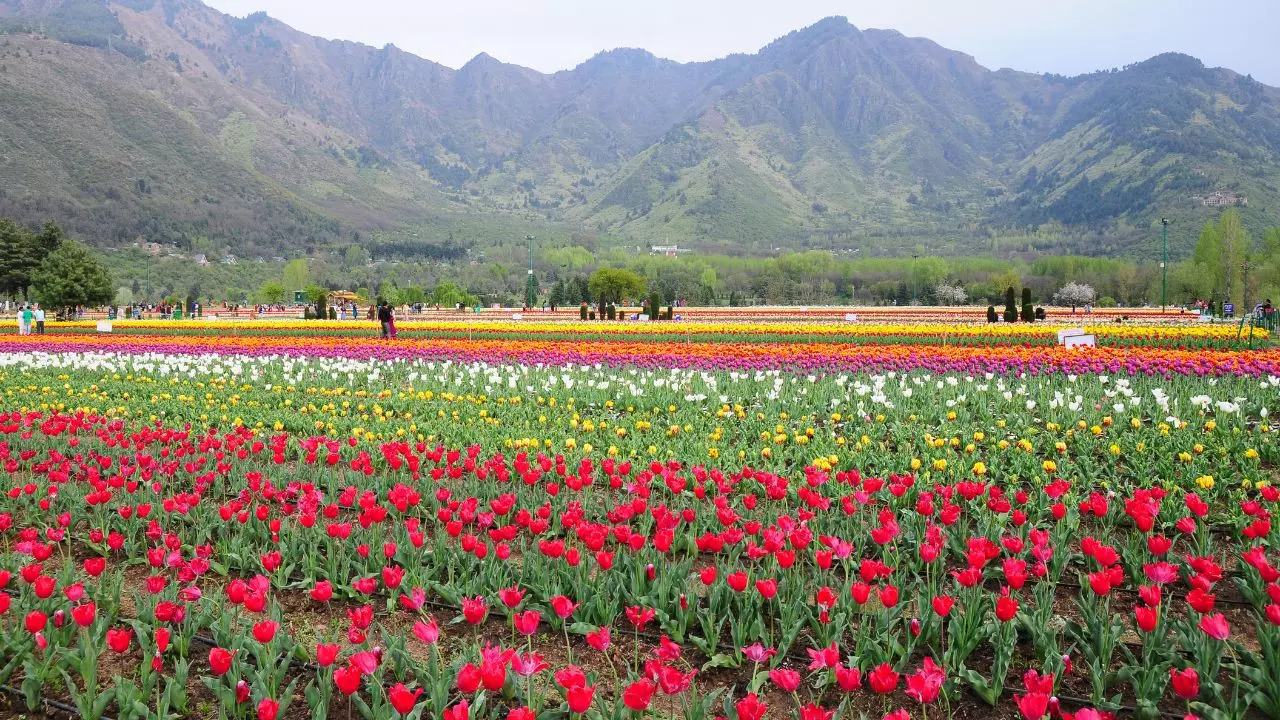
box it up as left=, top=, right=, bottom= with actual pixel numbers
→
left=378, top=280, right=403, bottom=307
left=282, top=259, right=310, bottom=293
left=1219, top=209, right=1248, bottom=309
left=31, top=239, right=113, bottom=310
left=256, top=281, right=286, bottom=305
left=304, top=284, right=328, bottom=321
left=402, top=285, right=427, bottom=305
left=588, top=268, right=646, bottom=305
left=343, top=245, right=370, bottom=267
left=1192, top=221, right=1225, bottom=300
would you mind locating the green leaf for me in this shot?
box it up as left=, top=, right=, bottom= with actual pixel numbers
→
left=700, top=653, right=740, bottom=671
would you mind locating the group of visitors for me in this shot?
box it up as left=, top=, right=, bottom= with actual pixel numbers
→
left=15, top=305, right=45, bottom=335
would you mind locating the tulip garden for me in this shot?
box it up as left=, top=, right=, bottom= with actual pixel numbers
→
left=0, top=319, right=1278, bottom=720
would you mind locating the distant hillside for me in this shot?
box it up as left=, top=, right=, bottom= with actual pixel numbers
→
left=1, top=0, right=1278, bottom=259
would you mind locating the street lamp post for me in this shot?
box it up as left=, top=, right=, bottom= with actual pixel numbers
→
left=526, top=234, right=535, bottom=310
left=911, top=254, right=919, bottom=304
left=1160, top=218, right=1170, bottom=311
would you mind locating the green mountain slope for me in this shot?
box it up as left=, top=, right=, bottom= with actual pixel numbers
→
left=1, top=0, right=1277, bottom=259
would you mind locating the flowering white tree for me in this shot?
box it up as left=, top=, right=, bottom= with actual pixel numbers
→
left=934, top=283, right=968, bottom=306
left=1054, top=282, right=1096, bottom=308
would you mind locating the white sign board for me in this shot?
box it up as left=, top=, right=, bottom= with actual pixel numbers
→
left=511, top=313, right=523, bottom=320
left=844, top=313, right=858, bottom=322
left=96, top=321, right=113, bottom=333
left=1064, top=333, right=1096, bottom=349
left=1056, top=327, right=1086, bottom=345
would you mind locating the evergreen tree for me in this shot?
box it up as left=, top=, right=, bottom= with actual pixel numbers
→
left=1003, top=287, right=1018, bottom=322
left=31, top=239, right=113, bottom=310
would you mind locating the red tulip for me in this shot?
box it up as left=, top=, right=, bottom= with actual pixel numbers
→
left=316, top=643, right=341, bottom=667
left=754, top=578, right=778, bottom=599
left=412, top=619, right=440, bottom=645
left=625, top=606, right=655, bottom=629
left=106, top=627, right=131, bottom=653
left=83, top=557, right=106, bottom=577
left=208, top=647, right=234, bottom=676
left=334, top=665, right=362, bottom=695
left=550, top=595, right=578, bottom=619
left=836, top=666, right=862, bottom=691
left=769, top=668, right=801, bottom=692
left=1170, top=667, right=1199, bottom=699
left=868, top=663, right=900, bottom=694
left=498, top=585, right=525, bottom=609
left=513, top=610, right=541, bottom=636
left=995, top=594, right=1019, bottom=622
left=457, top=664, right=482, bottom=693
left=257, top=698, right=278, bottom=720
left=1199, top=612, right=1230, bottom=640
left=1015, top=692, right=1049, bottom=720
left=310, top=580, right=333, bottom=602
left=566, top=685, right=595, bottom=714
left=381, top=565, right=405, bottom=589
left=735, top=693, right=768, bottom=720
left=879, top=584, right=900, bottom=608
left=905, top=657, right=944, bottom=704
left=554, top=665, right=587, bottom=689
left=387, top=683, right=423, bottom=714
left=623, top=679, right=655, bottom=711
left=252, top=620, right=278, bottom=644
left=585, top=626, right=611, bottom=651
left=932, top=595, right=955, bottom=617
left=798, top=704, right=834, bottom=720
left=71, top=602, right=96, bottom=628
left=24, top=611, right=46, bottom=634
left=461, top=596, right=488, bottom=625
left=1134, top=605, right=1158, bottom=633
left=442, top=700, right=469, bottom=720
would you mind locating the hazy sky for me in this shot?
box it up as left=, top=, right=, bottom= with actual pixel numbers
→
left=202, top=0, right=1280, bottom=85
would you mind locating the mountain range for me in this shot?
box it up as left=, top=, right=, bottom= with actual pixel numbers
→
left=1, top=0, right=1278, bottom=260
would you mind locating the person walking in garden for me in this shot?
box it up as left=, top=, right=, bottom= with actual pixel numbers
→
left=387, top=303, right=398, bottom=339
left=33, top=305, right=44, bottom=334
left=377, top=301, right=391, bottom=338
left=20, top=305, right=33, bottom=335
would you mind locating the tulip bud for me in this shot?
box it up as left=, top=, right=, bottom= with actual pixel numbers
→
left=235, top=679, right=250, bottom=703
left=1048, top=696, right=1061, bottom=718
left=372, top=646, right=384, bottom=662
left=679, top=594, right=688, bottom=610
left=1061, top=654, right=1073, bottom=675
left=52, top=610, right=65, bottom=628
left=646, top=564, right=656, bottom=581
left=909, top=618, right=921, bottom=637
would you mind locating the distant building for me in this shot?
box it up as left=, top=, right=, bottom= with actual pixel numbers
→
left=194, top=254, right=208, bottom=265
left=221, top=254, right=238, bottom=265
left=1202, top=191, right=1247, bottom=207
left=650, top=244, right=691, bottom=257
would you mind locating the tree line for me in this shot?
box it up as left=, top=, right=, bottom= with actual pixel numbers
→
left=0, top=219, right=114, bottom=310
left=13, top=209, right=1280, bottom=312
